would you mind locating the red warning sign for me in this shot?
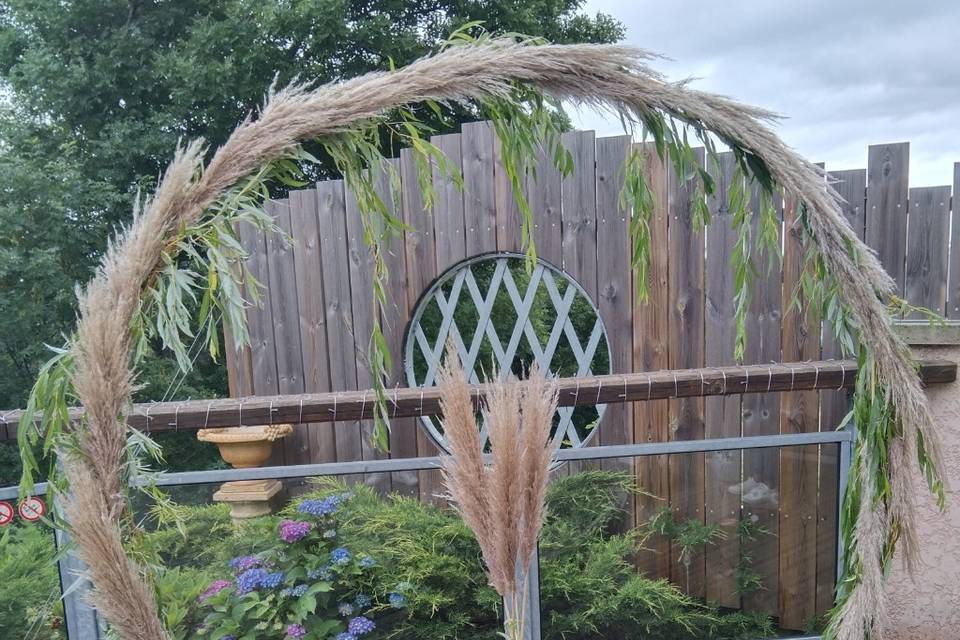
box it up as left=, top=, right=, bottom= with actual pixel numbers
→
left=18, top=496, right=45, bottom=522
left=0, top=501, right=13, bottom=526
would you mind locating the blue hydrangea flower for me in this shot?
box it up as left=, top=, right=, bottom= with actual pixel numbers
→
left=236, top=568, right=268, bottom=594
left=291, top=584, right=309, bottom=597
left=297, top=495, right=341, bottom=516
left=348, top=616, right=375, bottom=636
left=334, top=634, right=356, bottom=640
left=354, top=593, right=372, bottom=609
left=308, top=565, right=333, bottom=581
left=259, top=571, right=285, bottom=589
left=338, top=602, right=354, bottom=617
left=389, top=592, right=407, bottom=609
left=358, top=555, right=375, bottom=568
left=280, top=588, right=292, bottom=598
left=331, top=547, right=351, bottom=565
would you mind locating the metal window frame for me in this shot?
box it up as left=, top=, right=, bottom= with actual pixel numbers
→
left=1, top=427, right=852, bottom=640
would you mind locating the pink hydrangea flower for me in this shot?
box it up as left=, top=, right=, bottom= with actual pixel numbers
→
left=198, top=579, right=232, bottom=602
left=286, top=623, right=307, bottom=638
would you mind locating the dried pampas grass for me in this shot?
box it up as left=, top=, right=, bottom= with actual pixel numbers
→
left=437, top=351, right=558, bottom=640
left=59, top=39, right=941, bottom=639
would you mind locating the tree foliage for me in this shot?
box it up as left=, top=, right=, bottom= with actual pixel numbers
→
left=0, top=0, right=622, bottom=411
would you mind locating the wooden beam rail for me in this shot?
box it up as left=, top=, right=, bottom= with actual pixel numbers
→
left=1, top=359, right=954, bottom=439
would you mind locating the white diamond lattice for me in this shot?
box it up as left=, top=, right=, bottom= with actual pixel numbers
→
left=404, top=254, right=610, bottom=452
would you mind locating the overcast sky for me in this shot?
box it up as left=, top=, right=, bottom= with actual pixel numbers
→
left=569, top=0, right=959, bottom=187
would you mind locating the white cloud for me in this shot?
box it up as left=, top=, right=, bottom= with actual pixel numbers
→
left=572, top=0, right=959, bottom=186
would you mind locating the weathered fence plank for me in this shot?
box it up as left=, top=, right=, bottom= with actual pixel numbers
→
left=905, top=185, right=951, bottom=316
left=317, top=180, right=364, bottom=468
left=741, top=184, right=783, bottom=616
left=379, top=158, right=419, bottom=496
left=494, top=131, right=523, bottom=253
left=400, top=147, right=443, bottom=503
left=462, top=121, right=498, bottom=256
left=289, top=188, right=335, bottom=464
left=779, top=191, right=822, bottom=630
left=595, top=136, right=633, bottom=465
left=948, top=163, right=960, bottom=318
left=345, top=171, right=393, bottom=494
left=239, top=209, right=283, bottom=464
left=433, top=133, right=467, bottom=270
left=703, top=152, right=742, bottom=608
left=560, top=129, right=599, bottom=477
left=266, top=199, right=309, bottom=466
left=866, top=143, right=909, bottom=293
left=819, top=167, right=865, bottom=617
left=667, top=147, right=706, bottom=598
left=560, top=130, right=598, bottom=293
left=528, top=141, right=563, bottom=266
left=633, top=144, right=672, bottom=581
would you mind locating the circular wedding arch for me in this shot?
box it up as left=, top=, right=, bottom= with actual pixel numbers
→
left=57, top=40, right=940, bottom=640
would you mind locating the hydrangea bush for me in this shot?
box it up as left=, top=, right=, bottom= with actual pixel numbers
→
left=196, top=493, right=407, bottom=640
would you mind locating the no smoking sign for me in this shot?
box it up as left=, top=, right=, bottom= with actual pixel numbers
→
left=18, top=496, right=45, bottom=522
left=0, top=501, right=13, bottom=526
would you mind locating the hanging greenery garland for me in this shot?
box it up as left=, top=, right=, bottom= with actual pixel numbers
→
left=16, top=29, right=944, bottom=640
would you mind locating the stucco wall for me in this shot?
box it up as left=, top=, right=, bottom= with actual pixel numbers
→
left=885, top=345, right=960, bottom=639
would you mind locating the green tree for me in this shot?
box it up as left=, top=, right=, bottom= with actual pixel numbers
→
left=0, top=1, right=622, bottom=480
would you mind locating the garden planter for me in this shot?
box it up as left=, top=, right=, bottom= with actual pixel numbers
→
left=197, top=424, right=293, bottom=522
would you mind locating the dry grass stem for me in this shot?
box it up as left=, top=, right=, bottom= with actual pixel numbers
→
left=438, top=350, right=558, bottom=639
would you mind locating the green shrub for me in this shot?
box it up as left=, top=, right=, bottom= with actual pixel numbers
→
left=0, top=524, right=65, bottom=640
left=138, top=472, right=775, bottom=640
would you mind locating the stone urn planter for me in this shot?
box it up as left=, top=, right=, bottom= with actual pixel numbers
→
left=197, top=424, right=293, bottom=523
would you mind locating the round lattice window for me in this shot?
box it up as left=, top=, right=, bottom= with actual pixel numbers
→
left=404, top=253, right=611, bottom=452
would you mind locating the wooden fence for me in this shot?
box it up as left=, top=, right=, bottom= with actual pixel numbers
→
left=224, top=124, right=957, bottom=630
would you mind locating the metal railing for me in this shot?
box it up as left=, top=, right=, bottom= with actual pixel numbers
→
left=1, top=427, right=853, bottom=640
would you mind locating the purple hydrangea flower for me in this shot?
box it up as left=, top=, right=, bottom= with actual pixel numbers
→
left=228, top=555, right=261, bottom=571
left=260, top=571, right=285, bottom=589
left=236, top=568, right=268, bottom=594
left=298, top=495, right=341, bottom=516
left=389, top=592, right=407, bottom=609
left=338, top=602, right=354, bottom=617
left=335, top=634, right=356, bottom=640
left=348, top=616, right=375, bottom=636
left=279, top=519, right=312, bottom=543
left=331, top=547, right=351, bottom=565
left=198, top=579, right=232, bottom=603
left=358, top=555, right=375, bottom=568
left=354, top=593, right=371, bottom=609
left=286, top=624, right=307, bottom=639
